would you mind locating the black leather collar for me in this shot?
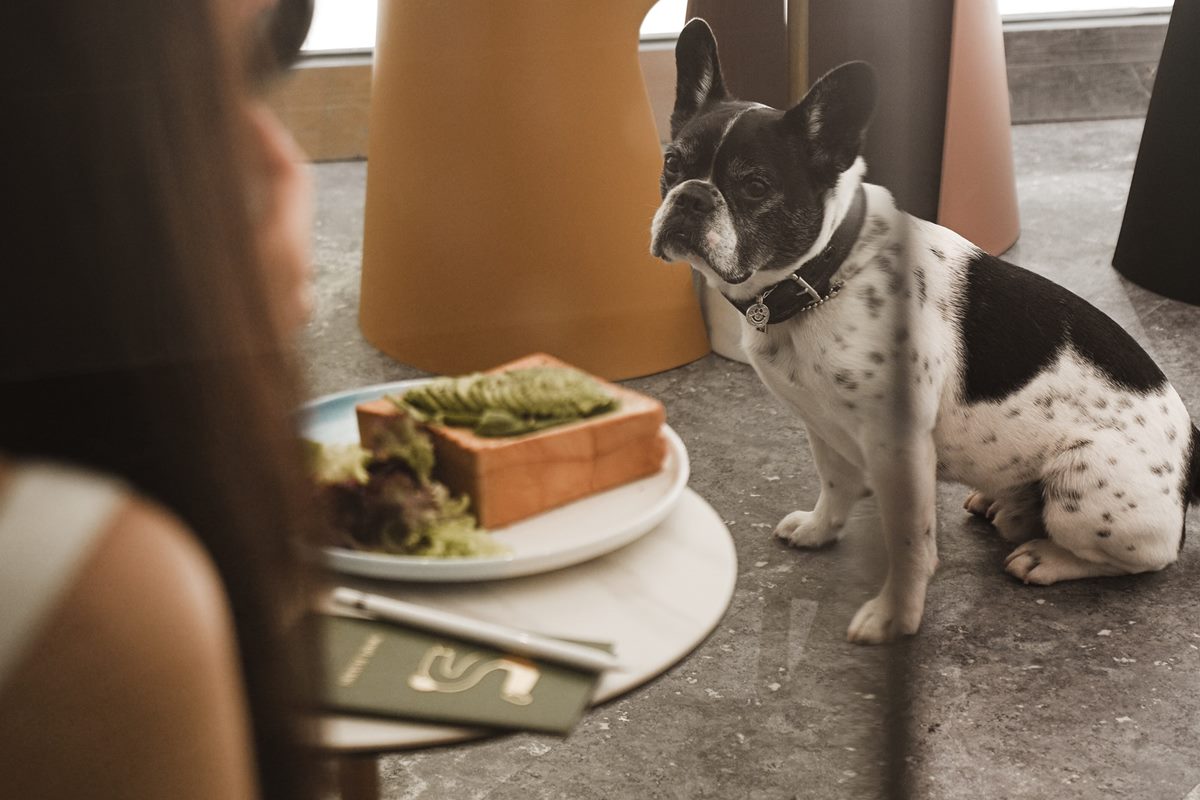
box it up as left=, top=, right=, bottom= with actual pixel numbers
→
left=727, top=185, right=867, bottom=331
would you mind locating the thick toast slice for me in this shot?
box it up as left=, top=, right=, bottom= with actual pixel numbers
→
left=356, top=354, right=667, bottom=529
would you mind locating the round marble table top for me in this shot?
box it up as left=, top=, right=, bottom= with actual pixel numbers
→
left=318, top=488, right=737, bottom=752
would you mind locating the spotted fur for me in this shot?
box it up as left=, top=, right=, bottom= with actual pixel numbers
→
left=651, top=20, right=1198, bottom=644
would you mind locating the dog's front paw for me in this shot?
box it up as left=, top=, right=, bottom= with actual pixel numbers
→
left=965, top=487, right=1045, bottom=542
left=963, top=490, right=996, bottom=518
left=774, top=510, right=842, bottom=548
left=846, top=595, right=921, bottom=645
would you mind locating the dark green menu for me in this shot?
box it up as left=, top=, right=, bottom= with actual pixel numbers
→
left=320, top=615, right=609, bottom=735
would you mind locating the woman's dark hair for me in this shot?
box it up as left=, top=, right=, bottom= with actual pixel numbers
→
left=1, top=2, right=319, bottom=798
left=254, top=0, right=315, bottom=86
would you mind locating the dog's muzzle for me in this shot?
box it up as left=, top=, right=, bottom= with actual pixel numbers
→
left=652, top=182, right=718, bottom=260
left=673, top=182, right=718, bottom=218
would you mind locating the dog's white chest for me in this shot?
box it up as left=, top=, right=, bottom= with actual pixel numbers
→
left=739, top=276, right=919, bottom=466
left=736, top=211, right=963, bottom=466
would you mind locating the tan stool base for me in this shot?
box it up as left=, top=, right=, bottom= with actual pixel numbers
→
left=359, top=0, right=709, bottom=380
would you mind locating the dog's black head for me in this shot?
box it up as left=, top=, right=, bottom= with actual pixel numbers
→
left=650, top=19, right=877, bottom=293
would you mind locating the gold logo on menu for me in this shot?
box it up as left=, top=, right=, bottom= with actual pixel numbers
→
left=408, top=645, right=541, bottom=705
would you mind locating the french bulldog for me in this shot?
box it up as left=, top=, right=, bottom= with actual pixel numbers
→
left=651, top=19, right=1199, bottom=644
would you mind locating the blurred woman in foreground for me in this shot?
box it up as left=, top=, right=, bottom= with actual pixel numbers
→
left=0, top=1, right=320, bottom=797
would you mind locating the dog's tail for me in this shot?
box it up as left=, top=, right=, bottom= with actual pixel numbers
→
left=1188, top=425, right=1200, bottom=505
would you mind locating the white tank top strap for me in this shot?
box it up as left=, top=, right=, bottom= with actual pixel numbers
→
left=0, top=462, right=128, bottom=691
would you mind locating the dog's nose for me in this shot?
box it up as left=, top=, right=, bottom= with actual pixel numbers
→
left=675, top=183, right=715, bottom=217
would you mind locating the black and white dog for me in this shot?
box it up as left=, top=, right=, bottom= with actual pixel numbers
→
left=651, top=20, right=1199, bottom=643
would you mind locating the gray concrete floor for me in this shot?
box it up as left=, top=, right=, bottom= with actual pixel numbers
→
left=302, top=119, right=1200, bottom=799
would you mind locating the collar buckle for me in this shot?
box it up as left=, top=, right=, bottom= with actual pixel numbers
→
left=789, top=272, right=824, bottom=304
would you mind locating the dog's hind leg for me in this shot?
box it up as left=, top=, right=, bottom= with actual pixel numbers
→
left=1005, top=437, right=1182, bottom=584
left=1004, top=538, right=1126, bottom=584
left=775, top=428, right=868, bottom=548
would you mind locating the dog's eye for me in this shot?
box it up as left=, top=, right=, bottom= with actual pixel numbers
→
left=744, top=178, right=769, bottom=199
left=664, top=153, right=681, bottom=174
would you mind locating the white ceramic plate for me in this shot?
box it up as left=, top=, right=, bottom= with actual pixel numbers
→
left=301, top=379, right=689, bottom=582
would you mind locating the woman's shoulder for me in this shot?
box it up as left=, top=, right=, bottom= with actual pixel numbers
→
left=0, top=459, right=259, bottom=799
left=0, top=458, right=234, bottom=662
left=85, top=480, right=233, bottom=637
left=0, top=457, right=214, bottom=589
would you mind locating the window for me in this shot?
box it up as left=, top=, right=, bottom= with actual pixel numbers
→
left=300, top=0, right=1174, bottom=55
left=1000, top=0, right=1171, bottom=18
left=302, top=0, right=376, bottom=54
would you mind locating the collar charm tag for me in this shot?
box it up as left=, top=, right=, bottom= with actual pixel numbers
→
left=746, top=298, right=770, bottom=331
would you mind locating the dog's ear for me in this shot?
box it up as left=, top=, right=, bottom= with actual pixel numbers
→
left=671, top=19, right=728, bottom=138
left=785, top=61, right=877, bottom=178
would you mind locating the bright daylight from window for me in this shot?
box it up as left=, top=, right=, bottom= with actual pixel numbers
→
left=302, top=0, right=1174, bottom=54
